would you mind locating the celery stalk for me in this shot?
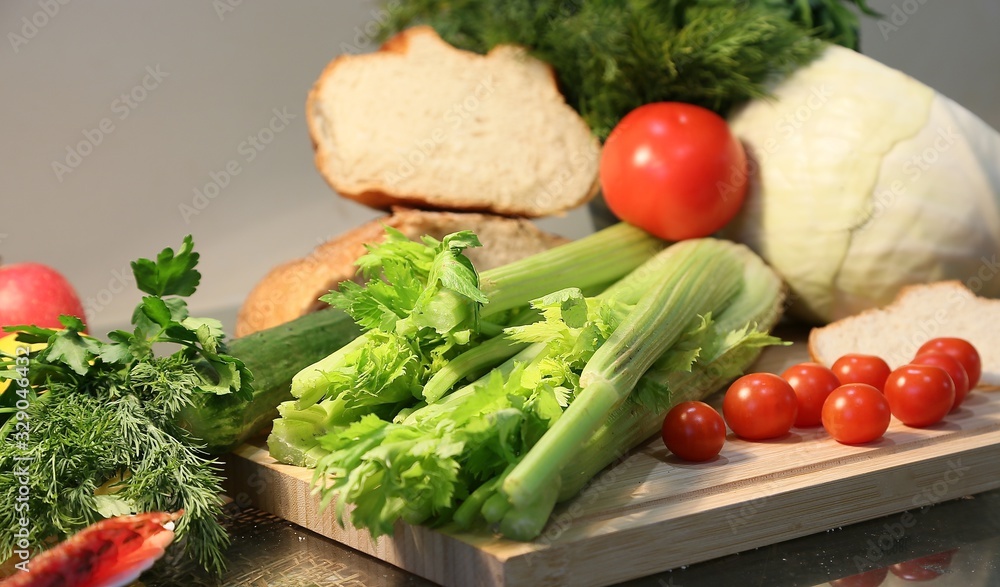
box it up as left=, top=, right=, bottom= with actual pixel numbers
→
left=421, top=335, right=530, bottom=403
left=478, top=222, right=664, bottom=317
left=502, top=240, right=743, bottom=509
left=446, top=251, right=785, bottom=537
left=556, top=243, right=786, bottom=499
left=287, top=223, right=662, bottom=409
left=292, top=336, right=367, bottom=408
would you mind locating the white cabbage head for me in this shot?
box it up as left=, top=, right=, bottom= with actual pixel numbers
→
left=724, top=45, right=1000, bottom=324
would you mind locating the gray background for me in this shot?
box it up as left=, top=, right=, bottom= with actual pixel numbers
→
left=2, top=1, right=997, bottom=333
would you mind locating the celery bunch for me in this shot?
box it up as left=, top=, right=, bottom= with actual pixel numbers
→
left=269, top=223, right=663, bottom=466
left=269, top=227, right=785, bottom=541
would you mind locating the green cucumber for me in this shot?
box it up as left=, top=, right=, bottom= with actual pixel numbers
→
left=178, top=308, right=361, bottom=454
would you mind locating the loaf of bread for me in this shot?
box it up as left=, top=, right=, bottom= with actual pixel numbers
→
left=235, top=209, right=568, bottom=337
left=306, top=26, right=601, bottom=217
left=808, top=281, right=999, bottom=389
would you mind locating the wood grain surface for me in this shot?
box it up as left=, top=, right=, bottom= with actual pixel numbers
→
left=222, top=341, right=1000, bottom=587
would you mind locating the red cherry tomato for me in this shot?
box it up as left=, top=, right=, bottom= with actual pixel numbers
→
left=912, top=352, right=970, bottom=410
left=661, top=401, right=726, bottom=462
left=883, top=365, right=955, bottom=428
left=828, top=567, right=889, bottom=587
left=831, top=354, right=892, bottom=392
left=722, top=373, right=798, bottom=440
left=781, top=362, right=841, bottom=428
left=821, top=384, right=891, bottom=444
left=888, top=549, right=956, bottom=581
left=599, top=102, right=748, bottom=241
left=916, top=337, right=981, bottom=389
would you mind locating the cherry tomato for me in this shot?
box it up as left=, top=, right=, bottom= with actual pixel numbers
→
left=883, top=365, right=955, bottom=428
left=828, top=567, right=889, bottom=587
left=781, top=362, right=841, bottom=428
left=722, top=373, right=798, bottom=440
left=661, top=401, right=726, bottom=462
left=912, top=352, right=970, bottom=410
left=916, top=337, right=982, bottom=389
left=599, top=102, right=748, bottom=241
left=831, top=354, right=891, bottom=392
left=822, top=384, right=891, bottom=444
left=888, top=549, right=957, bottom=581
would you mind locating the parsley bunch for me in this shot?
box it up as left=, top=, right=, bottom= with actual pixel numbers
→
left=0, top=236, right=250, bottom=574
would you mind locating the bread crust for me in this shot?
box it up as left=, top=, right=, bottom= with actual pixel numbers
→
left=235, top=208, right=567, bottom=337
left=807, top=280, right=1000, bottom=390
left=305, top=26, right=600, bottom=218
left=807, top=280, right=961, bottom=363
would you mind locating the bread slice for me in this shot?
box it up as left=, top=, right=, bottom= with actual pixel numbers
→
left=306, top=26, right=601, bottom=217
left=808, top=281, right=1000, bottom=389
left=235, top=209, right=568, bottom=337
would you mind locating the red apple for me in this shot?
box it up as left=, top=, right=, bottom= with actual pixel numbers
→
left=0, top=262, right=87, bottom=331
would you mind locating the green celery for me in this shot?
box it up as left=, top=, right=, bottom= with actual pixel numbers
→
left=272, top=224, right=663, bottom=465
left=307, top=238, right=785, bottom=541
left=290, top=222, right=662, bottom=406
left=501, top=239, right=743, bottom=510
left=477, top=222, right=663, bottom=317
left=461, top=243, right=786, bottom=537
left=557, top=242, right=786, bottom=499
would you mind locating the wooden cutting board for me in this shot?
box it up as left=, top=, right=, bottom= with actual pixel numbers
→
left=222, top=342, right=1000, bottom=587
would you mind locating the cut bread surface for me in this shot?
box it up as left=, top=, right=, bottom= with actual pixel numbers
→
left=808, top=281, right=1000, bottom=389
left=235, top=209, right=568, bottom=337
left=307, top=26, right=600, bottom=217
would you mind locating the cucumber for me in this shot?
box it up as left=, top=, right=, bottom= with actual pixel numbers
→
left=178, top=308, right=361, bottom=454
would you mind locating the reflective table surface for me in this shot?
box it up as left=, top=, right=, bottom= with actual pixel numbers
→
left=140, top=487, right=1000, bottom=586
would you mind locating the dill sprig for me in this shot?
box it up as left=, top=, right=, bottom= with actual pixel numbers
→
left=0, top=236, right=250, bottom=574
left=380, top=0, right=874, bottom=138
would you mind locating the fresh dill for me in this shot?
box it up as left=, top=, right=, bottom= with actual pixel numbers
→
left=380, top=0, right=875, bottom=138
left=0, top=236, right=250, bottom=574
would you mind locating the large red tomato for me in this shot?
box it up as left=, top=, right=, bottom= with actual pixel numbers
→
left=599, top=102, right=748, bottom=241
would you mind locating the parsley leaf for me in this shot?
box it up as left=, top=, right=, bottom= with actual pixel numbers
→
left=44, top=323, right=101, bottom=376
left=131, top=234, right=201, bottom=297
